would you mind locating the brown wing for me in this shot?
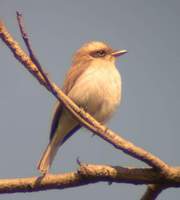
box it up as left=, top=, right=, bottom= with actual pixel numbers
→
left=49, top=61, right=91, bottom=141
left=49, top=101, right=63, bottom=140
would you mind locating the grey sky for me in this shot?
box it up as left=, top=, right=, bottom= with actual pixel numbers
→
left=0, top=0, right=180, bottom=199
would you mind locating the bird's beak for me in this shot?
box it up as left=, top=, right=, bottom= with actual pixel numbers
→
left=111, top=49, right=128, bottom=57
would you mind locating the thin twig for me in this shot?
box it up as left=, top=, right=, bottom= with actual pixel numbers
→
left=0, top=20, right=174, bottom=177
left=16, top=11, right=55, bottom=94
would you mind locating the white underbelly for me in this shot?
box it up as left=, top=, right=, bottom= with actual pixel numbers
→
left=68, top=63, right=122, bottom=122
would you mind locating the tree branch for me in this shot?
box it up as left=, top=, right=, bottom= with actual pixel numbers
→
left=0, top=164, right=179, bottom=194
left=141, top=184, right=167, bottom=200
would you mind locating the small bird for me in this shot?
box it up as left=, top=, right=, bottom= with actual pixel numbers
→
left=37, top=41, right=127, bottom=174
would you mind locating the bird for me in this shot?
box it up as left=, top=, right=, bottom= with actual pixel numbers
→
left=37, top=41, right=127, bottom=174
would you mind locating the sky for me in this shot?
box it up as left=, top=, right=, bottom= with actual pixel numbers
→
left=0, top=0, right=180, bottom=199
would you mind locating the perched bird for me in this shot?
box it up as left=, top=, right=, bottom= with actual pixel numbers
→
left=37, top=41, right=127, bottom=174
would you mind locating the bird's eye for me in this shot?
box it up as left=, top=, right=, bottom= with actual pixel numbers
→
left=91, top=49, right=107, bottom=58
left=96, top=50, right=106, bottom=57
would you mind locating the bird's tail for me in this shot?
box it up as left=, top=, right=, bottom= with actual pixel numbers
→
left=37, top=133, right=61, bottom=174
left=37, top=111, right=79, bottom=174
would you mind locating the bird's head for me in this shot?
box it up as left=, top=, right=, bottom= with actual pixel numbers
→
left=72, top=41, right=127, bottom=65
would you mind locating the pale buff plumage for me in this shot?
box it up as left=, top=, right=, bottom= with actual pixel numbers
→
left=37, top=41, right=127, bottom=174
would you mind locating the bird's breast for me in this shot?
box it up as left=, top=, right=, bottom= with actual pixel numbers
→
left=68, top=62, right=122, bottom=122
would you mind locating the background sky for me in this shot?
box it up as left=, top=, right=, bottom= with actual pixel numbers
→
left=0, top=0, right=180, bottom=199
